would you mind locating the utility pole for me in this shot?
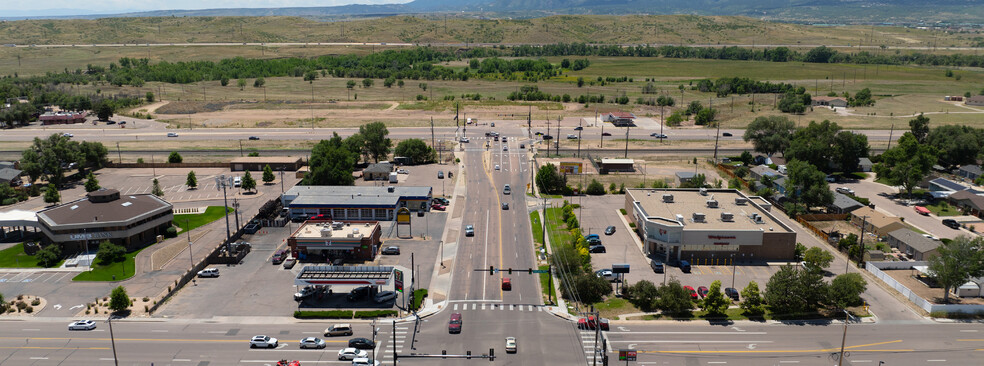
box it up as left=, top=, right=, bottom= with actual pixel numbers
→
left=107, top=316, right=120, bottom=366
left=215, top=175, right=232, bottom=243
left=556, top=115, right=561, bottom=157
left=592, top=305, right=601, bottom=366
left=577, top=119, right=583, bottom=157
left=850, top=216, right=868, bottom=273
left=430, top=117, right=438, bottom=164
left=886, top=124, right=895, bottom=150
left=527, top=105, right=532, bottom=139
left=624, top=123, right=630, bottom=158
left=713, top=115, right=722, bottom=163
left=187, top=218, right=194, bottom=269
left=838, top=310, right=851, bottom=366
left=116, top=142, right=122, bottom=164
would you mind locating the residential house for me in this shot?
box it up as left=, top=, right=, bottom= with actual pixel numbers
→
left=749, top=165, right=782, bottom=181
left=886, top=228, right=941, bottom=260
left=966, top=95, right=984, bottom=107
left=363, top=163, right=394, bottom=181
left=850, top=206, right=906, bottom=236
left=753, top=155, right=773, bottom=166
left=675, top=171, right=695, bottom=185
left=958, top=165, right=983, bottom=181
left=811, top=96, right=848, bottom=108
left=0, top=168, right=21, bottom=185
left=829, top=193, right=864, bottom=214
left=947, top=190, right=984, bottom=218
left=858, top=158, right=873, bottom=172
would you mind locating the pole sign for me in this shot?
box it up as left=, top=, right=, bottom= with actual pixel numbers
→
left=618, top=349, right=637, bottom=361
left=394, top=269, right=404, bottom=293
left=396, top=207, right=412, bottom=224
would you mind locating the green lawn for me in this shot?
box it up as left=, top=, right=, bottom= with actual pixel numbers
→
left=593, top=297, right=639, bottom=320
left=0, top=243, right=64, bottom=268
left=543, top=207, right=573, bottom=252
left=530, top=212, right=544, bottom=245
left=539, top=265, right=557, bottom=305
left=925, top=201, right=961, bottom=217
left=173, top=206, right=234, bottom=233
left=72, top=248, right=141, bottom=282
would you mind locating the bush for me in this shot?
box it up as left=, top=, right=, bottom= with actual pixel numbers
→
left=36, top=244, right=62, bottom=267
left=96, top=241, right=126, bottom=265
left=31, top=298, right=40, bottom=306
left=411, top=289, right=428, bottom=311
left=25, top=306, right=33, bottom=313
left=293, top=310, right=354, bottom=319
left=585, top=179, right=606, bottom=195
left=354, top=310, right=399, bottom=318
left=165, top=226, right=178, bottom=238
left=167, top=151, right=183, bottom=164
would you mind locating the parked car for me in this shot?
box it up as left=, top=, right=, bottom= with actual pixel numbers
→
left=272, top=249, right=288, bottom=264
left=595, top=269, right=617, bottom=282
left=649, top=259, right=664, bottom=273
left=577, top=316, right=610, bottom=330
left=724, top=287, right=740, bottom=301
left=585, top=234, right=600, bottom=241
left=679, top=260, right=692, bottom=273
left=438, top=171, right=445, bottom=179
left=836, top=187, right=855, bottom=195
left=374, top=291, right=397, bottom=303
left=338, top=347, right=368, bottom=360
left=520, top=143, right=525, bottom=149
left=233, top=176, right=242, bottom=187
left=431, top=203, right=446, bottom=211
left=351, top=358, right=381, bottom=366
left=68, top=320, right=96, bottom=330
left=464, top=225, right=475, bottom=236
left=294, top=286, right=318, bottom=301
left=282, top=257, right=297, bottom=269
left=250, top=335, right=279, bottom=348
left=397, top=168, right=410, bottom=174
left=943, top=219, right=961, bottom=229
left=433, top=197, right=450, bottom=205
left=449, top=313, right=463, bottom=333
left=542, top=135, right=553, bottom=140
left=347, top=338, right=376, bottom=349
left=915, top=206, right=931, bottom=215
left=381, top=246, right=400, bottom=255
left=697, top=286, right=709, bottom=299
left=248, top=136, right=260, bottom=140
left=501, top=277, right=512, bottom=290
left=586, top=238, right=602, bottom=246
left=495, top=165, right=500, bottom=171
left=604, top=226, right=616, bottom=235
left=589, top=244, right=606, bottom=253
left=167, top=132, right=179, bottom=137
left=502, top=145, right=508, bottom=151
left=684, top=286, right=699, bottom=300
left=347, top=286, right=371, bottom=302
left=324, top=324, right=354, bottom=337
left=505, top=337, right=518, bottom=353
left=299, top=337, right=326, bottom=349
left=197, top=268, right=220, bottom=277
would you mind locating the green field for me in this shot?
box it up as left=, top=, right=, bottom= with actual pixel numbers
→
left=72, top=248, right=141, bottom=281
left=0, top=243, right=64, bottom=268
left=173, top=206, right=234, bottom=233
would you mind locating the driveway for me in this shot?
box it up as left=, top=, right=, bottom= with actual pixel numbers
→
left=836, top=178, right=975, bottom=239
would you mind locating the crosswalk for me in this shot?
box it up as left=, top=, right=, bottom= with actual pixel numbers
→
left=449, top=302, right=546, bottom=312
left=580, top=330, right=603, bottom=358
left=379, top=324, right=409, bottom=362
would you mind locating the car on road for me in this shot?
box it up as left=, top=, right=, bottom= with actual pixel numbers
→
left=68, top=320, right=96, bottom=330
left=650, top=133, right=667, bottom=139
left=835, top=187, right=855, bottom=195
left=604, top=226, right=616, bottom=235
left=299, top=337, right=326, bottom=349
left=276, top=360, right=300, bottom=366
left=574, top=126, right=583, bottom=131
left=381, top=246, right=400, bottom=255
left=272, top=249, right=288, bottom=264
left=438, top=171, right=445, bottom=179
left=338, top=347, right=368, bottom=360
left=167, top=132, right=179, bottom=137
left=374, top=291, right=397, bottom=303
left=725, top=287, right=740, bottom=301
left=250, top=335, right=279, bottom=348
left=501, top=277, right=512, bottom=290
left=520, top=143, right=525, bottom=149
left=248, top=136, right=260, bottom=140
left=62, top=133, right=74, bottom=138
left=449, top=313, right=463, bottom=333
left=697, top=286, right=709, bottom=298
left=397, top=168, right=410, bottom=174
left=495, top=165, right=500, bottom=171
left=501, top=202, right=509, bottom=210
left=460, top=137, right=470, bottom=143
left=588, top=244, right=606, bottom=253
left=542, top=135, right=553, bottom=140
left=595, top=269, right=617, bottom=282
left=943, top=219, right=961, bottom=229
left=503, top=145, right=508, bottom=151
left=197, top=268, right=220, bottom=277
left=585, top=234, right=600, bottom=241
left=431, top=203, right=446, bottom=211
left=915, top=206, right=931, bottom=216
left=282, top=257, right=297, bottom=269
left=347, top=286, right=371, bottom=302
left=567, top=134, right=579, bottom=139
left=505, top=337, right=518, bottom=353
left=503, top=184, right=511, bottom=195
left=722, top=132, right=733, bottom=137
left=601, top=132, right=611, bottom=136
left=577, top=316, right=610, bottom=330
left=684, top=286, right=699, bottom=299
left=324, top=324, right=354, bottom=337
left=352, top=358, right=381, bottom=366
left=347, top=338, right=376, bottom=350
left=465, top=225, right=475, bottom=236
left=649, top=259, right=664, bottom=273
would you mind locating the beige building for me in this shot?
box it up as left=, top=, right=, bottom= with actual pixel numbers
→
left=850, top=206, right=906, bottom=236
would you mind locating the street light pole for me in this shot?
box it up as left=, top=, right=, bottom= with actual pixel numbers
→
left=187, top=218, right=194, bottom=269
left=838, top=310, right=851, bottom=366
left=107, top=316, right=120, bottom=366
left=215, top=175, right=232, bottom=243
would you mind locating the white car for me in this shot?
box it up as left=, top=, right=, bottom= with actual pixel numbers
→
left=505, top=337, right=517, bottom=353
left=197, top=268, right=219, bottom=277
left=836, top=187, right=855, bottom=195
left=62, top=133, right=74, bottom=138
left=249, top=335, right=278, bottom=348
left=374, top=291, right=397, bottom=303
left=68, top=320, right=96, bottom=330
left=299, top=337, right=326, bottom=349
left=567, top=134, right=578, bottom=139
left=459, top=137, right=470, bottom=143
left=352, top=358, right=381, bottom=366
left=494, top=165, right=500, bottom=171
left=338, top=347, right=368, bottom=360
left=167, top=132, right=179, bottom=137
left=233, top=176, right=242, bottom=187
left=397, top=168, right=409, bottom=174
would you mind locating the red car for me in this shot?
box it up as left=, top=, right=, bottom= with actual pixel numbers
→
left=501, top=278, right=512, bottom=291
left=449, top=313, right=462, bottom=334
left=577, top=316, right=610, bottom=331
left=277, top=360, right=300, bottom=366
left=697, top=286, right=709, bottom=299
left=684, top=286, right=699, bottom=300
left=431, top=203, right=446, bottom=211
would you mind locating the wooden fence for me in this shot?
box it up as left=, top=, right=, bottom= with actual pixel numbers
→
left=106, top=162, right=228, bottom=169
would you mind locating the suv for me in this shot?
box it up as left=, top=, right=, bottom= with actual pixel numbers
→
left=294, top=286, right=318, bottom=301
left=725, top=287, right=740, bottom=301
left=233, top=176, right=242, bottom=187
left=272, top=250, right=288, bottom=264
left=649, top=259, right=664, bottom=273
left=464, top=225, right=475, bottom=236
left=588, top=244, right=606, bottom=253
left=324, top=324, right=354, bottom=337
left=943, top=219, right=961, bottom=229
left=836, top=187, right=855, bottom=195
left=448, top=313, right=462, bottom=333
left=250, top=335, right=279, bottom=348
left=347, top=286, right=371, bottom=302
left=503, top=184, right=511, bottom=195
left=197, top=268, right=220, bottom=277
left=679, top=260, right=692, bottom=273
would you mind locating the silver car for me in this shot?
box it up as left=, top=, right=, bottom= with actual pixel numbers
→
left=299, top=337, right=326, bottom=349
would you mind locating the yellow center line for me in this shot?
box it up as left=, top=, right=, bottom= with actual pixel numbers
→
left=844, top=340, right=903, bottom=349
left=0, top=337, right=346, bottom=343
left=0, top=346, right=110, bottom=350
left=641, top=340, right=909, bottom=354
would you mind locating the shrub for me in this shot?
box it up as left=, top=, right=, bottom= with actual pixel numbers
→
left=36, top=244, right=62, bottom=268
left=25, top=306, right=33, bottom=313
left=293, top=310, right=354, bottom=319
left=165, top=226, right=178, bottom=238
left=354, top=310, right=399, bottom=318
left=31, top=298, right=40, bottom=306
left=585, top=179, right=606, bottom=195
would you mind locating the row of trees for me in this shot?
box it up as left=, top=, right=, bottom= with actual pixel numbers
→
left=552, top=201, right=612, bottom=304
left=302, top=122, right=395, bottom=186
left=20, top=134, right=109, bottom=187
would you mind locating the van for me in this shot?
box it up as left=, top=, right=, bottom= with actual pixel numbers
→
left=649, top=259, right=664, bottom=273
left=324, top=324, right=354, bottom=337
left=679, top=260, right=691, bottom=273
left=503, top=184, right=511, bottom=195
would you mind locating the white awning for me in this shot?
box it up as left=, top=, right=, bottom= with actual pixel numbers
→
left=0, top=209, right=39, bottom=227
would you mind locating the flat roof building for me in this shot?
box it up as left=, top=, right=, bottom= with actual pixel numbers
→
left=230, top=156, right=304, bottom=172
left=283, top=185, right=433, bottom=221
left=288, top=221, right=382, bottom=262
left=625, top=188, right=796, bottom=263
left=599, top=158, right=634, bottom=173
left=37, top=189, right=173, bottom=252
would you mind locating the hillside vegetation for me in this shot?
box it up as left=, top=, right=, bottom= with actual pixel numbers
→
left=0, top=15, right=973, bottom=49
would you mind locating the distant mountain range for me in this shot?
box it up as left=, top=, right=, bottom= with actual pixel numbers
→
left=6, top=0, right=983, bottom=23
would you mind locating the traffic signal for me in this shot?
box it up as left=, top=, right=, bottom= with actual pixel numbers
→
left=489, top=348, right=495, bottom=361
left=467, top=351, right=472, bottom=359
left=603, top=354, right=609, bottom=366
left=528, top=268, right=533, bottom=274
left=489, top=266, right=494, bottom=275
left=442, top=350, right=447, bottom=359
left=508, top=268, right=513, bottom=274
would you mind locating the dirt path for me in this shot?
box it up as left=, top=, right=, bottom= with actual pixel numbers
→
left=832, top=104, right=984, bottom=118
left=130, top=101, right=170, bottom=114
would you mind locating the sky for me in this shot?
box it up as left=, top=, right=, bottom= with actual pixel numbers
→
left=5, top=0, right=407, bottom=16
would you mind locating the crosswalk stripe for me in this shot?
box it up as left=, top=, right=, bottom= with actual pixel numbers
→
left=510, top=304, right=515, bottom=310
left=528, top=305, right=534, bottom=311
left=472, top=303, right=477, bottom=310
left=453, top=304, right=458, bottom=311
left=482, top=303, right=486, bottom=310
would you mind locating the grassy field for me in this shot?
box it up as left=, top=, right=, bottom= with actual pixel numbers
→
left=0, top=243, right=64, bottom=268
left=530, top=211, right=544, bottom=245
left=539, top=264, right=557, bottom=305
left=72, top=248, right=141, bottom=281
left=543, top=207, right=573, bottom=252
left=173, top=206, right=234, bottom=233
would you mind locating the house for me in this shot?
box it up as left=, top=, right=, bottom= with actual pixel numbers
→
left=928, top=177, right=984, bottom=198
left=858, top=158, right=873, bottom=172
left=850, top=206, right=906, bottom=236
left=886, top=228, right=941, bottom=260
left=363, top=163, right=394, bottom=181
left=947, top=190, right=984, bottom=218
left=811, top=96, right=848, bottom=108
left=675, top=171, right=695, bottom=184
left=0, top=168, right=21, bottom=185
left=749, top=165, right=782, bottom=181
left=603, top=112, right=636, bottom=127
left=966, top=95, right=984, bottom=106
left=829, top=193, right=864, bottom=214
left=599, top=158, right=634, bottom=173
left=958, top=165, right=983, bottom=181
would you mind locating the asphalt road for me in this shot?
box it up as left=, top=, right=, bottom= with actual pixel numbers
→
left=836, top=178, right=975, bottom=240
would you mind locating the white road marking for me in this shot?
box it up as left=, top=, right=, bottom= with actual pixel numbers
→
left=22, top=329, right=40, bottom=331
left=610, top=340, right=773, bottom=344
left=151, top=330, right=168, bottom=332
left=453, top=304, right=458, bottom=311
left=606, top=331, right=767, bottom=335
left=708, top=362, right=727, bottom=364
left=483, top=210, right=490, bottom=301
left=778, top=362, right=800, bottom=364
left=29, top=357, right=48, bottom=360
left=172, top=359, right=191, bottom=362
left=851, top=361, right=872, bottom=363
left=960, top=330, right=978, bottom=332
left=927, top=360, right=947, bottom=362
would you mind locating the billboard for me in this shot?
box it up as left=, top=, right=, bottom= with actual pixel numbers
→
left=559, top=162, right=583, bottom=174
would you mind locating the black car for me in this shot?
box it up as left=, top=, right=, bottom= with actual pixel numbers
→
left=722, top=132, right=733, bottom=137
left=724, top=287, right=740, bottom=301
left=542, top=135, right=553, bottom=140
left=348, top=337, right=375, bottom=349
left=433, top=197, right=450, bottom=205
left=574, top=126, right=583, bottom=131
left=347, top=286, right=371, bottom=302
left=588, top=244, right=606, bottom=253
left=248, top=136, right=260, bottom=140
left=943, top=219, right=961, bottom=229
left=601, top=132, right=611, bottom=136
left=501, top=202, right=509, bottom=210
left=604, top=226, right=616, bottom=235
left=382, top=246, right=401, bottom=255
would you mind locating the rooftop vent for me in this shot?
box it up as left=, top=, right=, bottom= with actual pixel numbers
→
left=662, top=194, right=674, bottom=203
left=721, top=212, right=734, bottom=222
left=332, top=222, right=345, bottom=229
left=706, top=200, right=718, bottom=208
left=754, top=216, right=765, bottom=224
left=735, top=197, right=748, bottom=205
left=320, top=227, right=333, bottom=237
left=676, top=214, right=685, bottom=225
left=692, top=212, right=706, bottom=222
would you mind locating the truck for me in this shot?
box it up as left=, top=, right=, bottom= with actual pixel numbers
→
left=389, top=172, right=398, bottom=183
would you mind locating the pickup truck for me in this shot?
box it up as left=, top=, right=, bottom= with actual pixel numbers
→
left=294, top=286, right=319, bottom=301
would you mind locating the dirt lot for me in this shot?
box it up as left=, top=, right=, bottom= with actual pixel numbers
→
left=809, top=220, right=881, bottom=246
left=536, top=158, right=725, bottom=191
left=884, top=269, right=984, bottom=305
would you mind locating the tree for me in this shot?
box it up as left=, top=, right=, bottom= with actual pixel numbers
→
left=43, top=184, right=60, bottom=205
left=96, top=241, right=126, bottom=265
left=383, top=76, right=395, bottom=88
left=262, top=164, right=275, bottom=184
left=740, top=281, right=766, bottom=315
left=655, top=280, right=694, bottom=316
left=220, top=76, right=229, bottom=86
left=96, top=102, right=113, bottom=121
left=627, top=280, right=659, bottom=312
left=145, top=92, right=155, bottom=103
left=743, top=116, right=795, bottom=156
left=694, top=108, right=717, bottom=125
left=828, top=273, right=867, bottom=308
left=784, top=159, right=834, bottom=212
left=359, top=122, right=392, bottom=163
left=168, top=151, right=183, bottom=164
left=786, top=120, right=842, bottom=172
left=577, top=77, right=585, bottom=87
left=303, top=70, right=318, bottom=83
left=241, top=170, right=256, bottom=193
left=928, top=236, right=984, bottom=303
left=152, top=178, right=164, bottom=197
left=302, top=133, right=356, bottom=186
left=573, top=274, right=613, bottom=304
left=909, top=113, right=930, bottom=144
left=685, top=101, right=703, bottom=115
left=346, top=80, right=356, bottom=89
left=733, top=166, right=749, bottom=179
left=254, top=77, right=265, bottom=88
left=536, top=163, right=565, bottom=195
left=764, top=266, right=827, bottom=316
left=109, top=286, right=132, bottom=313
left=778, top=91, right=807, bottom=114
left=35, top=244, right=62, bottom=268
left=362, top=78, right=374, bottom=88
left=834, top=131, right=869, bottom=173
left=237, top=79, right=247, bottom=90
left=680, top=173, right=707, bottom=189
left=20, top=134, right=104, bottom=187
left=803, top=247, right=834, bottom=272
left=84, top=172, right=100, bottom=192
left=186, top=171, right=197, bottom=189
left=874, top=132, right=938, bottom=198
left=926, top=124, right=982, bottom=169
left=701, top=280, right=731, bottom=316
left=0, top=291, right=5, bottom=313
left=393, top=139, right=436, bottom=165
left=585, top=179, right=606, bottom=195
left=79, top=141, right=109, bottom=169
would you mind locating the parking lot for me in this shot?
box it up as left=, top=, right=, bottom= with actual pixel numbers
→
left=354, top=162, right=458, bottom=200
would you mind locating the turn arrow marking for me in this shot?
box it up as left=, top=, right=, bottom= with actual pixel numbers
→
left=70, top=304, right=84, bottom=310
left=52, top=304, right=62, bottom=310
left=747, top=344, right=757, bottom=350
left=628, top=344, right=637, bottom=350
left=618, top=326, right=630, bottom=332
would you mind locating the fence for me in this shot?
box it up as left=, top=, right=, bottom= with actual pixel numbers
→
left=715, top=164, right=750, bottom=189
left=799, top=213, right=849, bottom=221
left=106, top=162, right=228, bottom=169
left=867, top=261, right=984, bottom=314
left=796, top=217, right=830, bottom=243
